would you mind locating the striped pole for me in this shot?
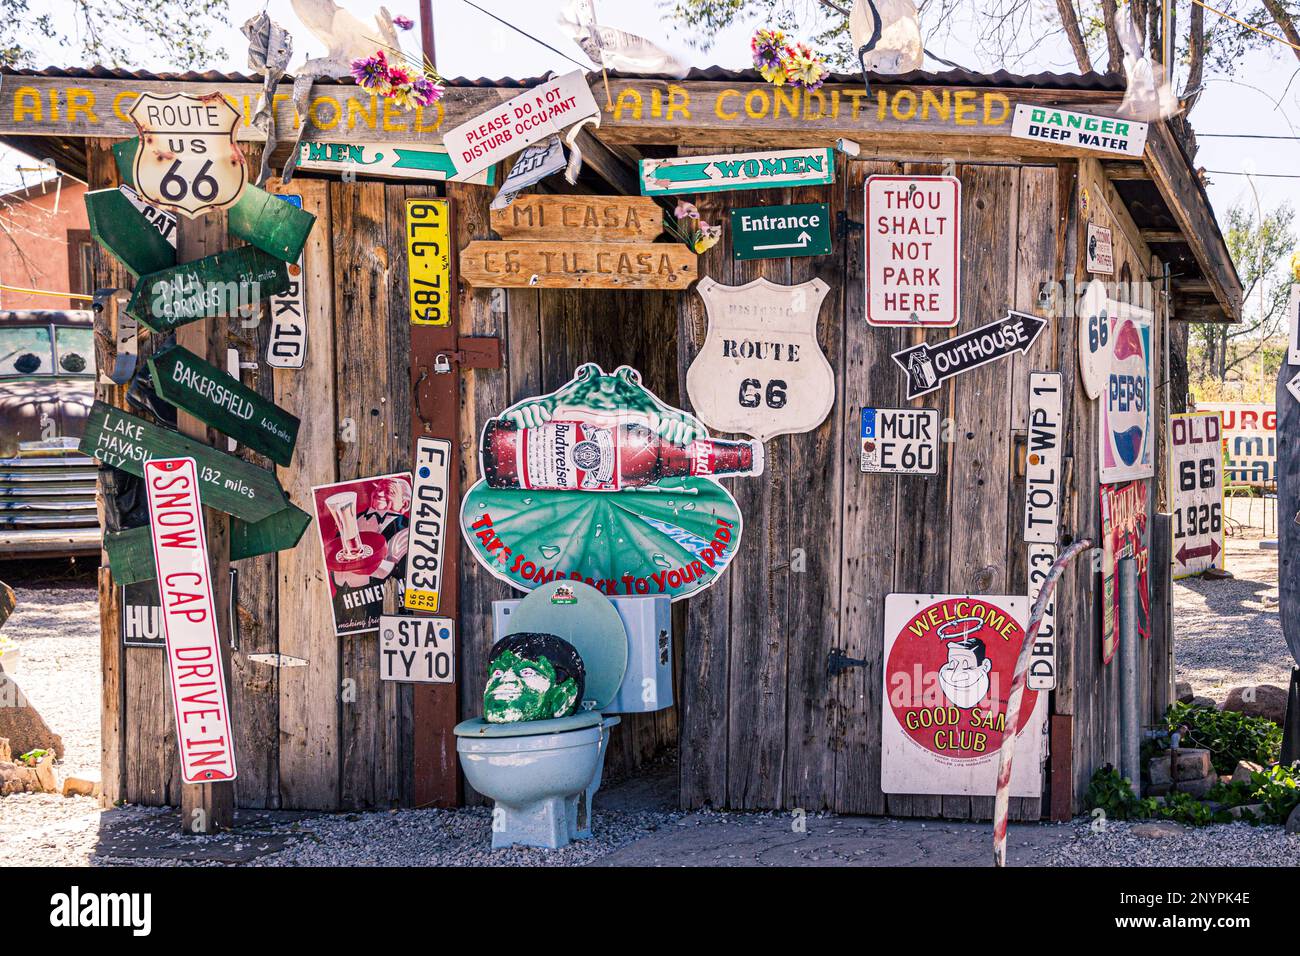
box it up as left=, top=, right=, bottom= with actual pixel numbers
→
left=993, top=537, right=1092, bottom=867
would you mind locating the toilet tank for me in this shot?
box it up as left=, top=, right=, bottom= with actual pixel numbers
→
left=492, top=594, right=673, bottom=714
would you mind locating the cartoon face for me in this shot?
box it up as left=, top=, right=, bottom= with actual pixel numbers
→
left=483, top=648, right=578, bottom=723
left=937, top=637, right=992, bottom=709
left=369, top=478, right=410, bottom=515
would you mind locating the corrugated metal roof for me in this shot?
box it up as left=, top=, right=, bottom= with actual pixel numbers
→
left=3, top=63, right=1126, bottom=92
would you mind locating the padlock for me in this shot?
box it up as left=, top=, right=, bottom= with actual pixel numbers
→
left=433, top=353, right=453, bottom=374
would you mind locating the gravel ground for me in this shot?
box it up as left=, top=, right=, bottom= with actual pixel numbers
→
left=1038, top=818, right=1300, bottom=867
left=1173, top=498, right=1292, bottom=700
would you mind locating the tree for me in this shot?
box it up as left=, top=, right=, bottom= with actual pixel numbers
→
left=0, top=0, right=229, bottom=71
left=1189, top=201, right=1296, bottom=395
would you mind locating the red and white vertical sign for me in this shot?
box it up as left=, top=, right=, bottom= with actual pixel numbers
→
left=144, top=457, right=238, bottom=784
left=865, top=175, right=961, bottom=327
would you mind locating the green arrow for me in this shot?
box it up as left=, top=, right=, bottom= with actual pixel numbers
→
left=392, top=148, right=458, bottom=176
left=84, top=188, right=176, bottom=279
left=652, top=161, right=713, bottom=183
left=80, top=401, right=290, bottom=523
left=127, top=246, right=291, bottom=334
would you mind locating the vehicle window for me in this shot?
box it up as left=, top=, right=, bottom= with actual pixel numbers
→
left=0, top=326, right=55, bottom=376
left=55, top=326, right=94, bottom=375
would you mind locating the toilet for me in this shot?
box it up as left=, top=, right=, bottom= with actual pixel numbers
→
left=455, top=579, right=654, bottom=850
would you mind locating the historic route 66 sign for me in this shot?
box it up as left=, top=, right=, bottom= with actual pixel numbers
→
left=686, top=277, right=834, bottom=441
left=129, top=92, right=247, bottom=218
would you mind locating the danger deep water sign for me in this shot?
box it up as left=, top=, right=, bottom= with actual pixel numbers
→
left=866, top=175, right=960, bottom=327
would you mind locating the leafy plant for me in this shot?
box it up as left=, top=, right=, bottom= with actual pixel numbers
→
left=1086, top=765, right=1148, bottom=821
left=1210, top=763, right=1300, bottom=825
left=17, top=748, right=48, bottom=765
left=1163, top=701, right=1282, bottom=775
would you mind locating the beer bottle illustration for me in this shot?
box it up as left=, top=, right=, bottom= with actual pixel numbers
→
left=482, top=419, right=764, bottom=492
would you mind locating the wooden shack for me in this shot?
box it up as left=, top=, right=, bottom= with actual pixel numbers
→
left=0, top=63, right=1241, bottom=822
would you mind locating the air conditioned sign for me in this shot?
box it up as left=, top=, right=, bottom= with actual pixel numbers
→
left=729, top=202, right=831, bottom=260
left=1170, top=412, right=1224, bottom=577
left=866, top=175, right=960, bottom=327
left=379, top=615, right=455, bottom=683
left=639, top=148, right=835, bottom=196
left=1010, top=104, right=1148, bottom=157
left=144, top=457, right=237, bottom=784
left=860, top=407, right=940, bottom=475
left=1023, top=372, right=1063, bottom=543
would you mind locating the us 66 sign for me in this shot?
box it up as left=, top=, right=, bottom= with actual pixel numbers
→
left=129, top=92, right=247, bottom=218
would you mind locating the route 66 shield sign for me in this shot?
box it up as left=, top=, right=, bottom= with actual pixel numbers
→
left=129, top=92, right=247, bottom=218
left=686, top=276, right=834, bottom=441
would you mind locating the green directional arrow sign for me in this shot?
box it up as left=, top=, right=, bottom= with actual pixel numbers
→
left=84, top=188, right=176, bottom=279
left=640, top=148, right=835, bottom=196
left=105, top=504, right=312, bottom=584
left=730, top=203, right=832, bottom=261
left=127, top=246, right=291, bottom=334
left=80, top=401, right=290, bottom=523
left=148, top=344, right=300, bottom=466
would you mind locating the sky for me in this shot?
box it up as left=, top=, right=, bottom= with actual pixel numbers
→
left=9, top=0, right=1300, bottom=244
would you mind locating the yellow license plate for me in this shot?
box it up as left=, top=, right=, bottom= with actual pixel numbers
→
left=404, top=589, right=441, bottom=613
left=406, top=199, right=451, bottom=326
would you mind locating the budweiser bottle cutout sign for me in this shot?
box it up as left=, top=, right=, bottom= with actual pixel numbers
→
left=461, top=363, right=761, bottom=601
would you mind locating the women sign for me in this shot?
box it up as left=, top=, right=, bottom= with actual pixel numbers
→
left=881, top=593, right=1047, bottom=796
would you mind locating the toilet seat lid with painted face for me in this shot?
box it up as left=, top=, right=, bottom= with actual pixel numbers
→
left=504, top=579, right=628, bottom=711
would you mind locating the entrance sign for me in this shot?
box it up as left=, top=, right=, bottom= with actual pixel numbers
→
left=881, top=593, right=1046, bottom=797
left=143, top=457, right=237, bottom=784
left=80, top=401, right=291, bottom=523
left=1077, top=283, right=1111, bottom=400
left=127, top=246, right=291, bottom=334
left=84, top=187, right=176, bottom=279
left=1170, top=412, right=1225, bottom=577
left=891, top=310, right=1047, bottom=400
left=461, top=363, right=758, bottom=601
left=859, top=407, right=940, bottom=475
left=1086, top=223, right=1114, bottom=274
left=1010, top=104, right=1148, bottom=157
left=865, top=175, right=960, bottom=327
left=404, top=438, right=452, bottom=613
left=1023, top=372, right=1063, bottom=543
left=406, top=199, right=453, bottom=326
left=1026, top=544, right=1058, bottom=690
left=729, top=203, right=831, bottom=260
left=686, top=277, right=834, bottom=441
left=1099, top=304, right=1154, bottom=483
left=128, top=91, right=247, bottom=218
left=313, top=473, right=413, bottom=636
left=493, top=196, right=663, bottom=242
left=1100, top=480, right=1150, bottom=663
left=459, top=240, right=697, bottom=290
left=267, top=194, right=307, bottom=369
left=296, top=140, right=495, bottom=184
left=379, top=615, right=455, bottom=683
left=441, top=70, right=600, bottom=182
left=1197, top=402, right=1276, bottom=485
left=639, top=148, right=836, bottom=196
left=148, top=344, right=300, bottom=467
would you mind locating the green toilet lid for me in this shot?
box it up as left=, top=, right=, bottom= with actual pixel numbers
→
left=504, top=580, right=628, bottom=711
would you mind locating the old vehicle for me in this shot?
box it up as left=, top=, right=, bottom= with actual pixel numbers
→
left=0, top=310, right=99, bottom=558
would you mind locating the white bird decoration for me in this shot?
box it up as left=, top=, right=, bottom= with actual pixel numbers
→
left=289, top=0, right=402, bottom=66
left=1114, top=6, right=1179, bottom=121
left=851, top=0, right=923, bottom=76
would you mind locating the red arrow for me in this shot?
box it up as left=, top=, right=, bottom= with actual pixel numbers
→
left=1177, top=538, right=1221, bottom=565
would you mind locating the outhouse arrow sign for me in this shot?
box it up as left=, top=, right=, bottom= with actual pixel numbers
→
left=127, top=246, right=292, bottom=334
left=148, top=344, right=301, bottom=467
left=80, top=401, right=290, bottom=523
left=891, top=310, right=1047, bottom=399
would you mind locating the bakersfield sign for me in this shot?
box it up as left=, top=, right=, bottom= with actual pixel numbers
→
left=129, top=92, right=247, bottom=218
left=640, top=148, right=835, bottom=196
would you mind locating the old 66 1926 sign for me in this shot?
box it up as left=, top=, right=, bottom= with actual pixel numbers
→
left=129, top=92, right=247, bottom=218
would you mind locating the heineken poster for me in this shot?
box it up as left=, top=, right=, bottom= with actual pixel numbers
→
left=312, top=473, right=413, bottom=636
left=460, top=363, right=762, bottom=602
left=881, top=593, right=1047, bottom=797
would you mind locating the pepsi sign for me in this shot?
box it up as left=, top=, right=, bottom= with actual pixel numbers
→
left=1099, top=304, right=1154, bottom=483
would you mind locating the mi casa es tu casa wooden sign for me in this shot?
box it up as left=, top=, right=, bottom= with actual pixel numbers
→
left=148, top=344, right=300, bottom=467
left=463, top=194, right=695, bottom=291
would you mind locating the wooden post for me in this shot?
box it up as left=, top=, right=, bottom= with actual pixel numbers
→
left=176, top=211, right=236, bottom=834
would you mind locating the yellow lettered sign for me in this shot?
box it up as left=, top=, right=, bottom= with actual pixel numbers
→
left=406, top=199, right=451, bottom=326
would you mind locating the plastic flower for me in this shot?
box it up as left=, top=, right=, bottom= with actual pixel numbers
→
left=674, top=201, right=700, bottom=221
left=411, top=75, right=443, bottom=107
left=393, top=14, right=415, bottom=31
left=351, top=51, right=391, bottom=92
left=693, top=222, right=722, bottom=254
left=784, top=42, right=827, bottom=91
left=1291, top=249, right=1300, bottom=283
left=750, top=28, right=786, bottom=71
left=386, top=64, right=414, bottom=87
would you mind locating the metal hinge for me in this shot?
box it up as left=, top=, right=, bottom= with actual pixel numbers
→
left=827, top=648, right=868, bottom=676
left=836, top=211, right=864, bottom=239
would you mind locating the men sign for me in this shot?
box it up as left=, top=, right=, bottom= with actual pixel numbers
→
left=729, top=203, right=831, bottom=260
left=404, top=438, right=452, bottom=613
left=1023, top=372, right=1063, bottom=543
left=866, top=175, right=960, bottom=327
left=129, top=92, right=247, bottom=218
left=1170, top=412, right=1225, bottom=577
left=143, top=457, right=237, bottom=783
left=860, top=407, right=940, bottom=475
left=379, top=615, right=455, bottom=684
